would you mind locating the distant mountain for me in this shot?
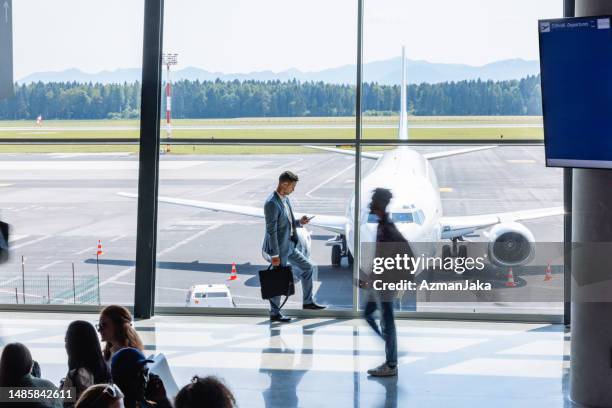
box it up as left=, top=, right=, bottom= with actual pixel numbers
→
left=17, top=57, right=540, bottom=85
left=18, top=68, right=142, bottom=84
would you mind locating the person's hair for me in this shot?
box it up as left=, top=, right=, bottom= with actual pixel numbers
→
left=279, top=171, right=299, bottom=183
left=75, top=384, right=124, bottom=408
left=100, top=305, right=144, bottom=361
left=370, top=188, right=393, bottom=213
left=66, top=320, right=111, bottom=384
left=175, top=376, right=236, bottom=408
left=0, top=343, right=33, bottom=387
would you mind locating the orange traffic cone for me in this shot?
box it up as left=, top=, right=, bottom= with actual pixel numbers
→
left=228, top=262, right=237, bottom=281
left=544, top=263, right=553, bottom=281
left=96, top=240, right=104, bottom=256
left=505, top=267, right=516, bottom=287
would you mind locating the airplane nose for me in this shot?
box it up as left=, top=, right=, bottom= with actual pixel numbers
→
left=398, top=225, right=423, bottom=242
left=360, top=223, right=378, bottom=243
left=360, top=223, right=423, bottom=243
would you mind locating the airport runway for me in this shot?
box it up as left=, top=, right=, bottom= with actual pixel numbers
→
left=0, top=146, right=564, bottom=315
left=0, top=123, right=542, bottom=132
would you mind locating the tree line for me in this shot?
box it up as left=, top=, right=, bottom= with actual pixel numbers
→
left=0, top=75, right=542, bottom=120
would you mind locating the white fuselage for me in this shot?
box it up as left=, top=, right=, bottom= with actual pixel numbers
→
left=344, top=146, right=443, bottom=256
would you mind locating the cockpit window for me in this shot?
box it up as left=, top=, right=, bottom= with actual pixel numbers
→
left=391, top=212, right=414, bottom=223
left=414, top=210, right=426, bottom=225
left=367, top=210, right=426, bottom=225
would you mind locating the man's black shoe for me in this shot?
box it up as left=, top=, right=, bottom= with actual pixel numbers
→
left=303, top=303, right=326, bottom=310
left=270, top=314, right=292, bottom=323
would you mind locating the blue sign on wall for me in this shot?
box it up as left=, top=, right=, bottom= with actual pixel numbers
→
left=539, top=16, right=612, bottom=169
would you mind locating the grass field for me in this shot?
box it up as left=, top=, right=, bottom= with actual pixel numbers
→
left=0, top=116, right=544, bottom=153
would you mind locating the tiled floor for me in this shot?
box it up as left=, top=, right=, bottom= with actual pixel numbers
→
left=0, top=312, right=571, bottom=407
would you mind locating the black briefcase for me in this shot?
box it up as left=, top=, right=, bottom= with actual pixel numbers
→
left=0, top=221, right=9, bottom=264
left=259, top=264, right=295, bottom=310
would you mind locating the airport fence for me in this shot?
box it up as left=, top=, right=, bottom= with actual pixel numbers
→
left=0, top=274, right=99, bottom=305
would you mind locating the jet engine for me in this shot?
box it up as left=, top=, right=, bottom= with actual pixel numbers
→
left=295, top=227, right=312, bottom=259
left=260, top=227, right=312, bottom=263
left=486, top=222, right=535, bottom=267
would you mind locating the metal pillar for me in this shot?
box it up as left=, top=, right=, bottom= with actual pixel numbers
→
left=134, top=0, right=164, bottom=319
left=563, top=0, right=574, bottom=328
left=352, top=0, right=363, bottom=312
left=570, top=3, right=612, bottom=406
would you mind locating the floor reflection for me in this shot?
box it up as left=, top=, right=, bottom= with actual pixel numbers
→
left=260, top=327, right=311, bottom=408
left=0, top=313, right=569, bottom=408
left=367, top=375, right=399, bottom=408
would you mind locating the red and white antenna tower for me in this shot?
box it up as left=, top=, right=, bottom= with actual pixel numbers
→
left=162, top=53, right=178, bottom=149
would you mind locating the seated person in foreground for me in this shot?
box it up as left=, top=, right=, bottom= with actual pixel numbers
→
left=175, top=376, right=237, bottom=408
left=111, top=348, right=171, bottom=408
left=60, top=320, right=112, bottom=407
left=97, top=305, right=145, bottom=363
left=0, top=342, right=62, bottom=408
left=75, top=383, right=124, bottom=408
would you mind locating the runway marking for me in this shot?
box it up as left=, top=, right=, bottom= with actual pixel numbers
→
left=97, top=223, right=223, bottom=289
left=9, top=234, right=29, bottom=243
left=12, top=235, right=51, bottom=250
left=50, top=152, right=132, bottom=159
left=0, top=183, right=13, bottom=187
left=299, top=155, right=341, bottom=177
left=109, top=280, right=186, bottom=292
left=202, top=157, right=304, bottom=196
left=0, top=161, right=204, bottom=171
left=110, top=234, right=126, bottom=243
left=0, top=276, right=20, bottom=286
left=175, top=220, right=260, bottom=226
left=439, top=187, right=454, bottom=193
left=506, top=159, right=537, bottom=164
left=306, top=163, right=355, bottom=199
left=75, top=246, right=95, bottom=255
left=37, top=260, right=62, bottom=271
left=159, top=225, right=222, bottom=254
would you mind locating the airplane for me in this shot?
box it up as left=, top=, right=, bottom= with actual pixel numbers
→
left=119, top=47, right=563, bottom=272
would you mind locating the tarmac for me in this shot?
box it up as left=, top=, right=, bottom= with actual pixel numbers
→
left=0, top=145, right=564, bottom=314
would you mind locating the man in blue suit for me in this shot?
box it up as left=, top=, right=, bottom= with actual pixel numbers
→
left=263, top=171, right=326, bottom=322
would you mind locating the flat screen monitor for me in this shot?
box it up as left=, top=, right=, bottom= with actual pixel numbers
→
left=539, top=16, right=612, bottom=169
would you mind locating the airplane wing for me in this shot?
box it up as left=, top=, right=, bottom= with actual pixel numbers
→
left=439, top=206, right=564, bottom=239
left=117, top=193, right=347, bottom=235
left=304, top=145, right=497, bottom=161
left=422, top=145, right=498, bottom=160
left=303, top=145, right=382, bottom=160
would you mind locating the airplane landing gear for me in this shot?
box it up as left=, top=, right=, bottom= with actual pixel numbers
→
left=442, top=239, right=468, bottom=263
left=332, top=245, right=342, bottom=267
left=329, top=234, right=351, bottom=267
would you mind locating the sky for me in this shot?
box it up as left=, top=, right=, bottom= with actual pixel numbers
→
left=12, top=0, right=561, bottom=79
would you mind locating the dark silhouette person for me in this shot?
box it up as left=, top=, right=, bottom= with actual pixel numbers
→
left=60, top=320, right=112, bottom=407
left=110, top=347, right=171, bottom=408
left=97, top=305, right=144, bottom=363
left=75, top=384, right=124, bottom=408
left=0, top=342, right=62, bottom=408
left=174, top=376, right=237, bottom=408
left=362, top=188, right=413, bottom=377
